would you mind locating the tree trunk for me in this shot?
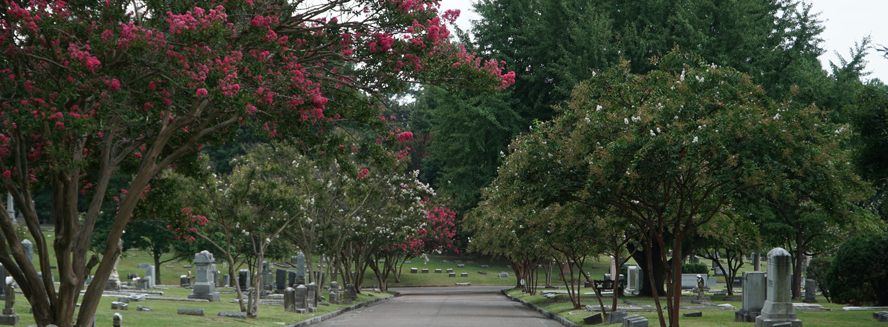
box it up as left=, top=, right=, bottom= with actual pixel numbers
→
left=629, top=242, right=667, bottom=296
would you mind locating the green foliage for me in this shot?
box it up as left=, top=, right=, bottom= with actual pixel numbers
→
left=807, top=256, right=833, bottom=302
left=681, top=263, right=709, bottom=275
left=826, top=233, right=888, bottom=305
left=426, top=0, right=828, bottom=215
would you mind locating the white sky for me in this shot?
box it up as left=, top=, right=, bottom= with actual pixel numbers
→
left=438, top=0, right=888, bottom=83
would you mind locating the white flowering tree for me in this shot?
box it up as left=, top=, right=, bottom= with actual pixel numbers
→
left=497, top=52, right=845, bottom=327
left=170, top=143, right=312, bottom=317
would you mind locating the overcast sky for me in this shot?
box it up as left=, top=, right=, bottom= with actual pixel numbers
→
left=438, top=0, right=888, bottom=83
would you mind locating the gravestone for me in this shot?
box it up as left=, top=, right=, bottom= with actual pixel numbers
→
left=343, top=284, right=355, bottom=305
left=20, top=240, right=32, bottom=263
left=223, top=274, right=230, bottom=287
left=606, top=311, right=627, bottom=325
left=0, top=264, right=6, bottom=297
left=609, top=256, right=617, bottom=281
left=177, top=308, right=205, bottom=316
left=498, top=272, right=509, bottom=278
left=626, top=266, right=642, bottom=293
left=0, top=283, right=18, bottom=326
left=753, top=253, right=761, bottom=271
left=481, top=265, right=489, bottom=268
left=127, top=273, right=138, bottom=280
left=112, top=313, right=121, bottom=327
left=421, top=269, right=429, bottom=273
left=449, top=273, right=456, bottom=278
left=802, top=279, right=817, bottom=303
left=329, top=281, right=340, bottom=305
left=284, top=287, right=296, bottom=312
left=291, top=256, right=299, bottom=264
left=288, top=271, right=297, bottom=287
left=238, top=269, right=250, bottom=290
left=435, top=269, right=442, bottom=273
left=218, top=312, right=247, bottom=318
left=446, top=268, right=453, bottom=273
left=144, top=266, right=155, bottom=288
left=106, top=240, right=123, bottom=291
left=461, top=273, right=468, bottom=277
left=296, top=252, right=306, bottom=285
left=210, top=265, right=222, bottom=287
left=261, top=262, right=272, bottom=292
left=276, top=269, right=287, bottom=292
left=736, top=271, right=767, bottom=322
left=138, top=263, right=150, bottom=269
left=622, top=314, right=649, bottom=327
left=755, top=248, right=802, bottom=327
left=410, top=268, right=417, bottom=274
left=294, top=285, right=308, bottom=313
left=188, top=250, right=221, bottom=302
left=306, top=282, right=319, bottom=312
left=584, top=313, right=603, bottom=325
left=179, top=275, right=190, bottom=287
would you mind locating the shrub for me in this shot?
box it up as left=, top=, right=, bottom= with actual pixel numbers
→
left=682, top=263, right=709, bottom=275
left=806, top=256, right=832, bottom=302
left=826, top=233, right=888, bottom=305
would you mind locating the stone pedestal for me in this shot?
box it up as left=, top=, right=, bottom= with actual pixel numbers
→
left=329, top=281, right=341, bottom=305
left=188, top=250, right=221, bottom=302
left=736, top=271, right=766, bottom=322
left=756, top=248, right=802, bottom=327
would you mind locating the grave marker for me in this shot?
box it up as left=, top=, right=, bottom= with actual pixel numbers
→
left=755, top=248, right=802, bottom=327
left=188, top=250, right=221, bottom=302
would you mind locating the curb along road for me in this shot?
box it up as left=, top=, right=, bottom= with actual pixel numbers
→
left=501, top=289, right=580, bottom=327
left=284, top=293, right=397, bottom=327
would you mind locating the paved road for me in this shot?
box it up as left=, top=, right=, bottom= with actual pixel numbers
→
left=312, top=286, right=565, bottom=327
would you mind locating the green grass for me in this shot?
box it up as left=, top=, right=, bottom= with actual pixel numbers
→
left=13, top=285, right=387, bottom=326
left=505, top=288, right=880, bottom=327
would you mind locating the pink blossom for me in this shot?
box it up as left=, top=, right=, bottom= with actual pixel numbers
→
left=109, top=79, right=120, bottom=91
left=1, top=170, right=10, bottom=179
left=397, top=131, right=414, bottom=142
left=358, top=169, right=369, bottom=179
left=196, top=88, right=208, bottom=98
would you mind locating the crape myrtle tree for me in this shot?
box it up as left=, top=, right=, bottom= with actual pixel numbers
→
left=0, top=0, right=513, bottom=325
left=498, top=52, right=844, bottom=327
left=173, top=143, right=310, bottom=317
left=696, top=215, right=761, bottom=296
left=466, top=191, right=553, bottom=295
left=367, top=203, right=458, bottom=292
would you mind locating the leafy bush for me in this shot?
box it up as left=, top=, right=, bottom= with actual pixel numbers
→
left=826, top=233, right=888, bottom=305
left=806, top=256, right=832, bottom=302
left=682, top=263, right=709, bottom=275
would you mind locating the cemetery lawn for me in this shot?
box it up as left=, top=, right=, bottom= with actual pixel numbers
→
left=11, top=286, right=388, bottom=327
left=505, top=289, right=881, bottom=327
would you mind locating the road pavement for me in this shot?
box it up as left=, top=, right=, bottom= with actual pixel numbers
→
left=311, top=286, right=566, bottom=327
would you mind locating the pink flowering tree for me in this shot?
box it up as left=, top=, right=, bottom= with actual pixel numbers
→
left=0, top=0, right=512, bottom=326
left=368, top=204, right=457, bottom=291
